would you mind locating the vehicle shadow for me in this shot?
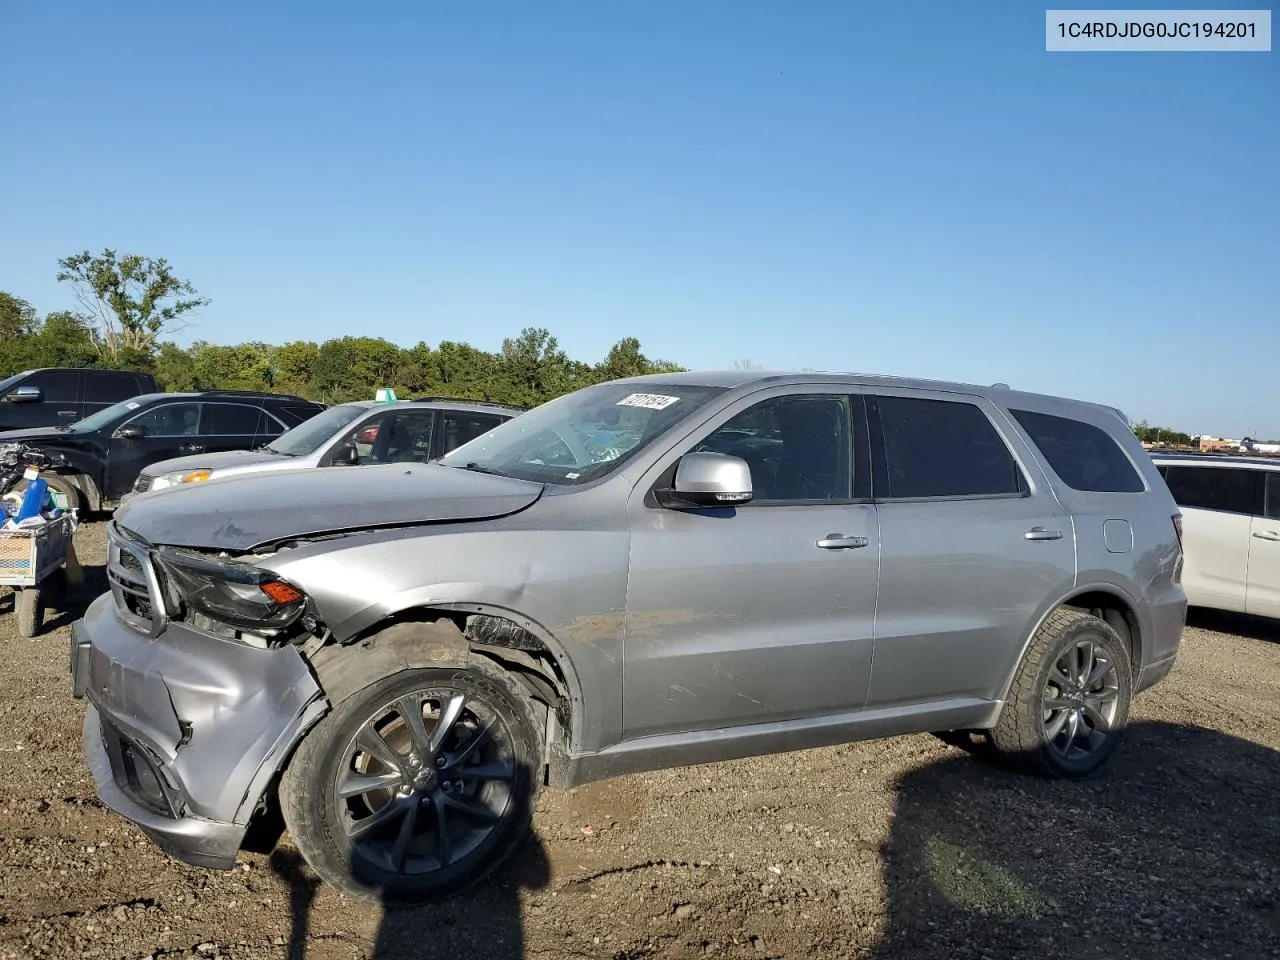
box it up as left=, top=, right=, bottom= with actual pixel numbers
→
left=268, top=763, right=549, bottom=960
left=872, top=721, right=1280, bottom=960
left=42, top=559, right=107, bottom=632
left=1186, top=606, right=1280, bottom=644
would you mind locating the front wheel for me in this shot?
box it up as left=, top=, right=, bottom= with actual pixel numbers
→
left=15, top=587, right=44, bottom=638
left=279, top=662, right=544, bottom=905
left=989, top=608, right=1133, bottom=779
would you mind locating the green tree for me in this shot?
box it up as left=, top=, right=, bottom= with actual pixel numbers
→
left=428, top=340, right=500, bottom=400
left=0, top=291, right=38, bottom=341
left=56, top=249, right=209, bottom=359
left=154, top=342, right=198, bottom=391
left=495, top=327, right=570, bottom=406
left=313, top=336, right=402, bottom=402
left=271, top=341, right=320, bottom=397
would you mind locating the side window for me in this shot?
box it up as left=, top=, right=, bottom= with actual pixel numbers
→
left=202, top=403, right=261, bottom=435
left=441, top=413, right=503, bottom=455
left=1162, top=466, right=1257, bottom=516
left=873, top=395, right=1025, bottom=499
left=368, top=411, right=436, bottom=464
left=84, top=371, right=139, bottom=404
left=27, top=370, right=80, bottom=403
left=122, top=403, right=202, bottom=437
left=1266, top=474, right=1280, bottom=521
left=254, top=410, right=285, bottom=438
left=692, top=394, right=852, bottom=502
left=1009, top=408, right=1144, bottom=493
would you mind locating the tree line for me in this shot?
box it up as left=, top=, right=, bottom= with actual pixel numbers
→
left=0, top=249, right=683, bottom=407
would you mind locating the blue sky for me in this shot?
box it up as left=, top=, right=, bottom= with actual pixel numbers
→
left=2, top=2, right=1275, bottom=435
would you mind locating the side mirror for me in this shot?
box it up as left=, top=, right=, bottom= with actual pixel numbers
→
left=662, top=452, right=753, bottom=508
left=114, top=426, right=144, bottom=440
left=332, top=443, right=360, bottom=466
left=4, top=385, right=42, bottom=404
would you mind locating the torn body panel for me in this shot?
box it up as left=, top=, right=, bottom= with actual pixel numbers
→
left=75, top=592, right=325, bottom=834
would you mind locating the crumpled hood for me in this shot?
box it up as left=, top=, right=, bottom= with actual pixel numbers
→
left=141, top=448, right=286, bottom=480
left=0, top=427, right=70, bottom=445
left=115, top=462, right=544, bottom=551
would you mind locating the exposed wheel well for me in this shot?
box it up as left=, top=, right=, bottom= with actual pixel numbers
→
left=1060, top=591, right=1142, bottom=671
left=327, top=608, right=574, bottom=765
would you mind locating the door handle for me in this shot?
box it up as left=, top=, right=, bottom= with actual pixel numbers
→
left=1024, top=526, right=1064, bottom=541
left=816, top=534, right=869, bottom=550
left=1253, top=530, right=1280, bottom=542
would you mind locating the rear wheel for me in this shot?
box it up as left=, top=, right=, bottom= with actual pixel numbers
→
left=279, top=659, right=544, bottom=905
left=989, top=608, right=1132, bottom=779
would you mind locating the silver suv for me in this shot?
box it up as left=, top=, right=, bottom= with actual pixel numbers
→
left=128, top=396, right=522, bottom=496
left=69, top=371, right=1187, bottom=904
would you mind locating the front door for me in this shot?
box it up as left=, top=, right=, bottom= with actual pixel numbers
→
left=105, top=401, right=204, bottom=500
left=865, top=389, right=1078, bottom=707
left=623, top=387, right=878, bottom=740
left=1247, top=472, right=1280, bottom=619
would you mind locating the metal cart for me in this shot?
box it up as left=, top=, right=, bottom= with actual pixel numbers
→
left=0, top=513, right=77, bottom=638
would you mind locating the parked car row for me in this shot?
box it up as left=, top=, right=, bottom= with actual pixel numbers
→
left=0, top=367, right=524, bottom=514
left=63, top=369, right=1188, bottom=905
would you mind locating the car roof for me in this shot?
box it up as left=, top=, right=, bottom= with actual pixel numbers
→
left=1148, top=452, right=1280, bottom=470
left=608, top=370, right=1128, bottom=419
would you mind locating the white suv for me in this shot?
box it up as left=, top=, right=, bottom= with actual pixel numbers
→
left=1151, top=453, right=1280, bottom=619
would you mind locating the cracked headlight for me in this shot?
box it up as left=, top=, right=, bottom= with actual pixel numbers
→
left=155, top=548, right=308, bottom=632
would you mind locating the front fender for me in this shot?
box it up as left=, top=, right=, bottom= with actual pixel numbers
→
left=263, top=524, right=630, bottom=755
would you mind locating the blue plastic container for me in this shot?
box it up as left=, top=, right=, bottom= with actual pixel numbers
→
left=13, top=477, right=48, bottom=523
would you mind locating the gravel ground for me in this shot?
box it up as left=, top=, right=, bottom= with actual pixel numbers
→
left=0, top=521, right=1277, bottom=960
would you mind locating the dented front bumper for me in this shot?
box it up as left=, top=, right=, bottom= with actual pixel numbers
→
left=69, top=593, right=327, bottom=869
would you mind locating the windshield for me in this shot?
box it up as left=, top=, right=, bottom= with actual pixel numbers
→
left=0, top=371, right=33, bottom=394
left=439, top=382, right=726, bottom=484
left=67, top=396, right=159, bottom=433
left=267, top=403, right=368, bottom=456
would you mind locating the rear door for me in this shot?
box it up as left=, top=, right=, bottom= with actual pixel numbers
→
left=200, top=403, right=263, bottom=456
left=436, top=411, right=506, bottom=457
left=865, top=389, right=1077, bottom=708
left=1158, top=464, right=1256, bottom=613
left=105, top=401, right=205, bottom=499
left=83, top=371, right=143, bottom=417
left=1247, top=472, right=1280, bottom=618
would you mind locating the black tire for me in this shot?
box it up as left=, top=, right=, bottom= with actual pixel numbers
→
left=989, top=608, right=1133, bottom=779
left=278, top=656, right=545, bottom=906
left=15, top=587, right=43, bottom=638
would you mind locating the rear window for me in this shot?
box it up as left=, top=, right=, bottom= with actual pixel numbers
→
left=1009, top=409, right=1144, bottom=493
left=872, top=395, right=1025, bottom=499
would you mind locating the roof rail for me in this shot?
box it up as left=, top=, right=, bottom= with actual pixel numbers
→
left=195, top=389, right=310, bottom=402
left=411, top=395, right=527, bottom=410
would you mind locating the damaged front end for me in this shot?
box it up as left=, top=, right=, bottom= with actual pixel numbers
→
left=70, top=521, right=333, bottom=869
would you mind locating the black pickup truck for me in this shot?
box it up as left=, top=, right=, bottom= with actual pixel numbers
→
left=0, top=367, right=158, bottom=431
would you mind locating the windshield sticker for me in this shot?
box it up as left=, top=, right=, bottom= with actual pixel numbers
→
left=616, top=393, right=680, bottom=410
left=565, top=471, right=581, bottom=479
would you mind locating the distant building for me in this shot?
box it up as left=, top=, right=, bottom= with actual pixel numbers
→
left=1199, top=436, right=1240, bottom=453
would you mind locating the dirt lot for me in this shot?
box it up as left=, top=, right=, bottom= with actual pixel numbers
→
left=0, top=521, right=1277, bottom=960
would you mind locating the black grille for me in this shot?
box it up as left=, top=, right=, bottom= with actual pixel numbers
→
left=107, top=524, right=162, bottom=634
